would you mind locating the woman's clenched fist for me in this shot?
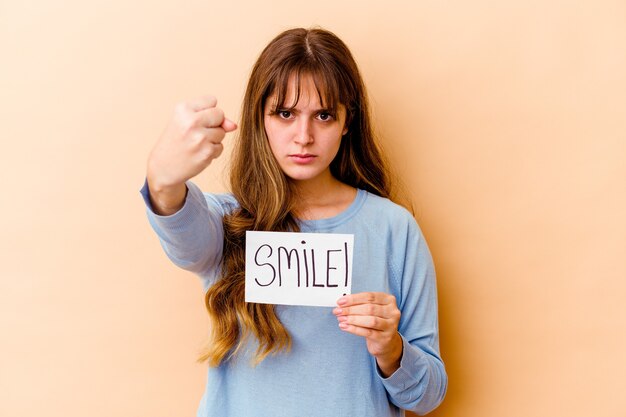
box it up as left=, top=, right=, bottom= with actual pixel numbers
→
left=146, top=96, right=237, bottom=215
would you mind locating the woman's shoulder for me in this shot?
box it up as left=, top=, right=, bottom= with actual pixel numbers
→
left=360, top=190, right=414, bottom=221
left=357, top=190, right=424, bottom=237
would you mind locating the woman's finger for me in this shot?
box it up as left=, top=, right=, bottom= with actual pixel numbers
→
left=195, top=107, right=226, bottom=129
left=221, top=117, right=238, bottom=132
left=333, top=303, right=396, bottom=319
left=338, top=314, right=395, bottom=332
left=337, top=321, right=379, bottom=338
left=186, top=95, right=218, bottom=111
left=337, top=292, right=396, bottom=307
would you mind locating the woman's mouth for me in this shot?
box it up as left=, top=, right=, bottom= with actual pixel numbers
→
left=289, top=154, right=316, bottom=163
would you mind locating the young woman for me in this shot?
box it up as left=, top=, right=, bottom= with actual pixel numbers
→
left=141, top=27, right=447, bottom=416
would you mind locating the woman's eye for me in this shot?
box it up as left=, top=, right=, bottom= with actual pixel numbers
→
left=278, top=110, right=292, bottom=119
left=318, top=112, right=333, bottom=121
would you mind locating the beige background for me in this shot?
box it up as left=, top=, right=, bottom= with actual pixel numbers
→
left=2, top=1, right=625, bottom=416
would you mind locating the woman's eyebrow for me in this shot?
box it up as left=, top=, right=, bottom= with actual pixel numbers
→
left=276, top=104, right=335, bottom=112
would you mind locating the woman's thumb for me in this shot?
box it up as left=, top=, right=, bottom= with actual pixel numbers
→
left=222, top=117, right=238, bottom=132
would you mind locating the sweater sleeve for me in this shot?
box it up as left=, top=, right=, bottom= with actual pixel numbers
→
left=378, top=216, right=447, bottom=415
left=140, top=180, right=226, bottom=284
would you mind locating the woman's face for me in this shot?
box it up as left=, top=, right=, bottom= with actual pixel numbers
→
left=263, top=74, right=348, bottom=188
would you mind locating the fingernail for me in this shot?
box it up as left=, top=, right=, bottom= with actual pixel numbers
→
left=338, top=322, right=348, bottom=329
left=337, top=297, right=347, bottom=306
left=333, top=308, right=342, bottom=315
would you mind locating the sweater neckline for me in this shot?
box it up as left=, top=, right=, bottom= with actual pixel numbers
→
left=297, top=188, right=367, bottom=231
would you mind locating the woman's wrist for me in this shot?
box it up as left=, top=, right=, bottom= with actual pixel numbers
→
left=375, top=333, right=404, bottom=377
left=146, top=178, right=187, bottom=216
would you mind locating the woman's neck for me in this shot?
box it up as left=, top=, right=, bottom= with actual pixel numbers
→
left=291, top=174, right=357, bottom=221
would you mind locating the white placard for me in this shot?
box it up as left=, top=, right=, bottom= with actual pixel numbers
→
left=245, top=231, right=354, bottom=307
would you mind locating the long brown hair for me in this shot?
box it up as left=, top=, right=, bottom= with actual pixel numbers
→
left=199, top=28, right=396, bottom=366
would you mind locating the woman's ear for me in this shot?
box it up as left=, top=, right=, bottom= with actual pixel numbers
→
left=342, top=111, right=351, bottom=136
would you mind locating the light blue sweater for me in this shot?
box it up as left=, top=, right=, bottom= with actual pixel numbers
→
left=141, top=181, right=447, bottom=416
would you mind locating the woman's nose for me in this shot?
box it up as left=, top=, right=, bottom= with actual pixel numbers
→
left=294, top=118, right=314, bottom=145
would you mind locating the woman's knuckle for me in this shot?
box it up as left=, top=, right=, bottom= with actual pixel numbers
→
left=209, top=142, right=223, bottom=153
left=207, top=108, right=224, bottom=126
left=188, top=129, right=205, bottom=143
left=212, top=143, right=224, bottom=157
left=178, top=112, right=196, bottom=130
left=174, top=102, right=192, bottom=119
left=211, top=128, right=226, bottom=143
